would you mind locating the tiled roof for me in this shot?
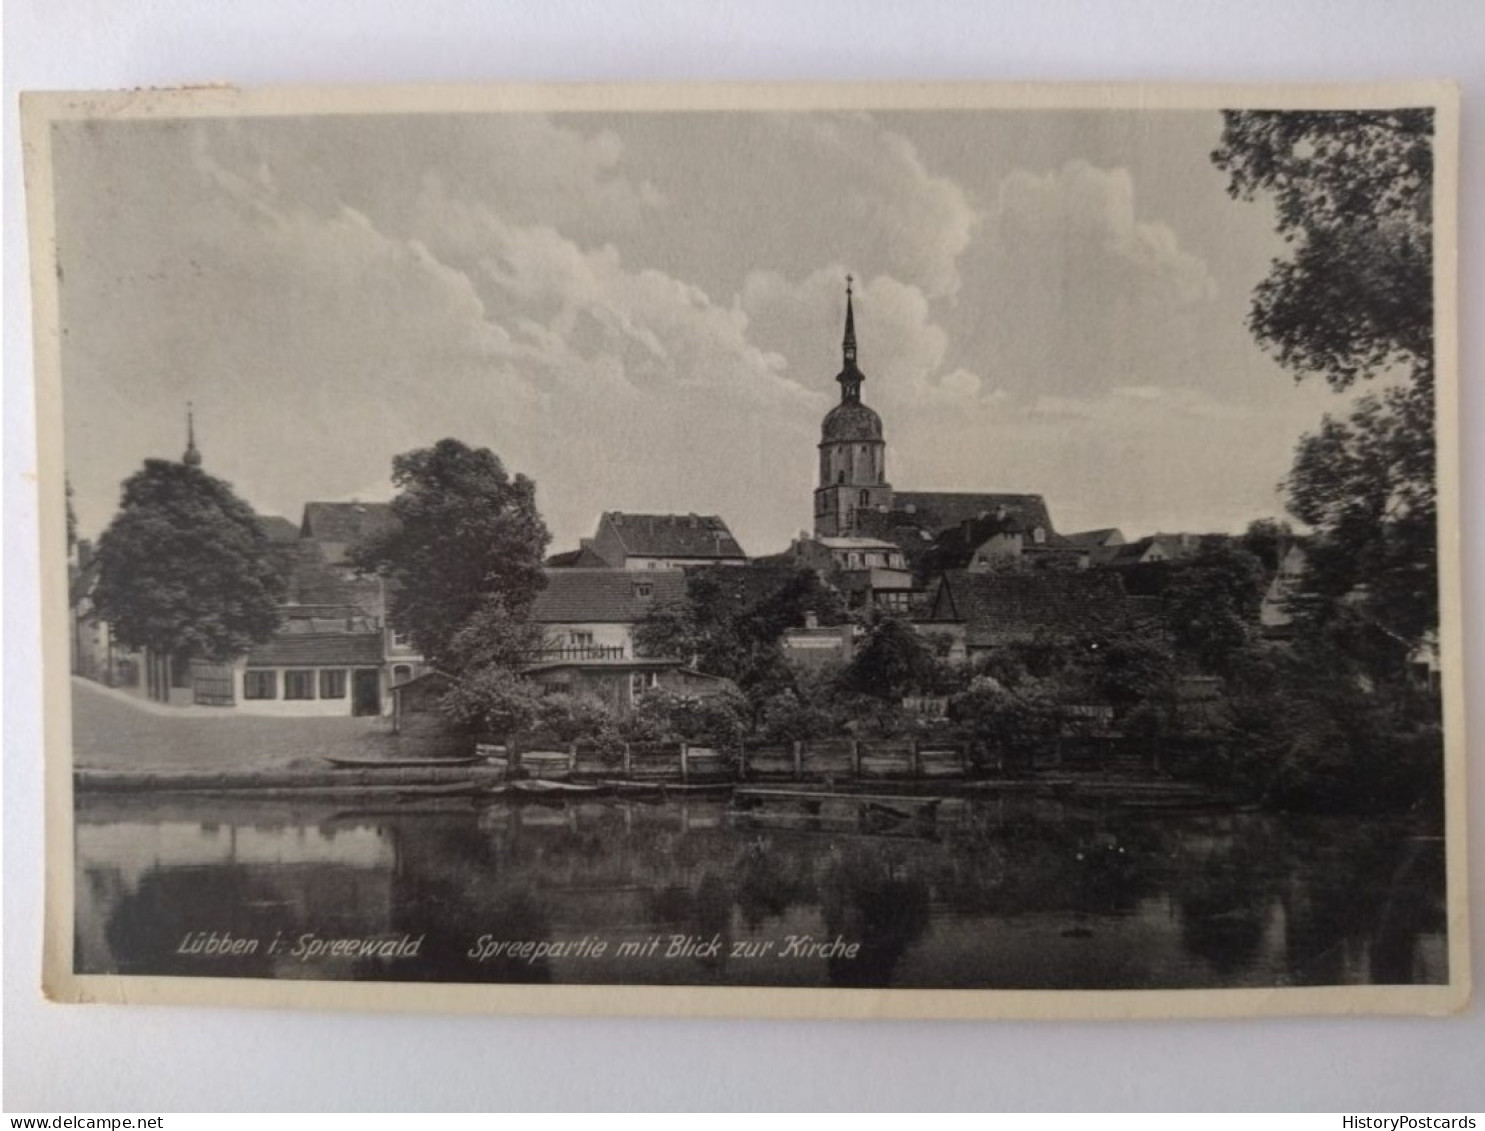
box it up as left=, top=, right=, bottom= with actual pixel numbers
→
left=924, top=570, right=1135, bottom=647
left=1064, top=528, right=1123, bottom=547
left=246, top=632, right=385, bottom=667
left=530, top=568, right=688, bottom=623
left=255, top=515, right=302, bottom=543
left=300, top=501, right=400, bottom=562
left=545, top=545, right=612, bottom=568
left=602, top=512, right=746, bottom=560
left=919, top=513, right=1067, bottom=572
left=269, top=539, right=385, bottom=614
left=681, top=563, right=831, bottom=621
left=892, top=492, right=1052, bottom=534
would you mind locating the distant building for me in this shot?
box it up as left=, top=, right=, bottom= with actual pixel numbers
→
left=786, top=533, right=917, bottom=612
left=298, top=501, right=399, bottom=567
left=585, top=511, right=747, bottom=570
left=781, top=614, right=858, bottom=669
left=529, top=568, right=687, bottom=660
left=920, top=508, right=1090, bottom=574
left=1099, top=532, right=1213, bottom=568
left=1064, top=528, right=1126, bottom=565
left=916, top=569, right=1144, bottom=664
left=520, top=657, right=734, bottom=716
left=1260, top=541, right=1309, bottom=634
left=545, top=544, right=612, bottom=568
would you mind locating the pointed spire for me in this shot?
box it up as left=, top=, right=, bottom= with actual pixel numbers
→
left=183, top=402, right=202, bottom=467
left=836, top=274, right=865, bottom=403
left=842, top=274, right=857, bottom=366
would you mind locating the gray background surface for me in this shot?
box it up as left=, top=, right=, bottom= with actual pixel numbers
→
left=5, top=0, right=1483, bottom=1111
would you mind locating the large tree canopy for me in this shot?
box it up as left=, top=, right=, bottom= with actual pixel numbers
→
left=352, top=438, right=550, bottom=670
left=1212, top=109, right=1433, bottom=393
left=1212, top=109, right=1437, bottom=653
left=92, top=459, right=285, bottom=661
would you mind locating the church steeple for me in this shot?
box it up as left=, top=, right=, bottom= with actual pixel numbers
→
left=815, top=273, right=891, bottom=537
left=183, top=403, right=202, bottom=468
left=837, top=275, right=864, bottom=403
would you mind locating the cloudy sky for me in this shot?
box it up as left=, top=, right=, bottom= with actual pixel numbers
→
left=54, top=105, right=1346, bottom=556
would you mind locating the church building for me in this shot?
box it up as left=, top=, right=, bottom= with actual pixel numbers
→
left=809, top=279, right=1074, bottom=582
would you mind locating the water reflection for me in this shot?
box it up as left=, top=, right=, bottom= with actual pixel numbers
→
left=75, top=793, right=1447, bottom=989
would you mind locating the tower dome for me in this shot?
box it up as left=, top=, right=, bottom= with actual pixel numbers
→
left=821, top=398, right=883, bottom=442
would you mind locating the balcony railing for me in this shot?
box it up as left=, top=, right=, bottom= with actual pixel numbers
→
left=524, top=644, right=628, bottom=663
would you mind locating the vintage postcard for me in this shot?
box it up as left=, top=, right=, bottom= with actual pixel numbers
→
left=23, top=82, right=1467, bottom=1019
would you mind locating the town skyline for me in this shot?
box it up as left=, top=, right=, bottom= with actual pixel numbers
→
left=57, top=108, right=1352, bottom=555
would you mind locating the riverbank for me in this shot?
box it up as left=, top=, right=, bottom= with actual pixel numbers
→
left=72, top=677, right=421, bottom=772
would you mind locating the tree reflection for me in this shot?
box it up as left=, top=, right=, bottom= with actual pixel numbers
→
left=819, top=845, right=931, bottom=987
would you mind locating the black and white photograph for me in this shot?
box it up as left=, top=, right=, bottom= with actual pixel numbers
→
left=24, top=83, right=1466, bottom=1018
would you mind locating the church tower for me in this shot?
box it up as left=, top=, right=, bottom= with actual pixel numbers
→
left=183, top=403, right=202, bottom=468
left=814, top=277, right=892, bottom=536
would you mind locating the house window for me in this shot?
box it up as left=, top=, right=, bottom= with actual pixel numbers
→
left=569, top=630, right=594, bottom=647
left=284, top=670, right=316, bottom=700
left=859, top=489, right=870, bottom=506
left=391, top=628, right=412, bottom=648
left=629, top=670, right=659, bottom=698
left=319, top=669, right=347, bottom=699
left=1033, top=526, right=1047, bottom=544
left=244, top=670, right=277, bottom=700
left=392, top=664, right=413, bottom=686
left=633, top=583, right=653, bottom=599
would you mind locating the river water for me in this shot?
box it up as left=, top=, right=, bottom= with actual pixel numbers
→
left=74, top=791, right=1447, bottom=989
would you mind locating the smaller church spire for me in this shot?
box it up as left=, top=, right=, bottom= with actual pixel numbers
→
left=842, top=274, right=857, bottom=366
left=183, top=402, right=202, bottom=467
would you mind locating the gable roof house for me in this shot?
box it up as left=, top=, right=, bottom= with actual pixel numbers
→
left=917, top=570, right=1144, bottom=663
left=919, top=508, right=1090, bottom=575
left=529, top=568, right=688, bottom=661
left=587, top=511, right=747, bottom=570
left=852, top=491, right=1068, bottom=582
left=786, top=533, right=918, bottom=612
left=299, top=501, right=400, bottom=567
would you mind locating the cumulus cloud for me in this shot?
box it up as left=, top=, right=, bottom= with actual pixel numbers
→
left=56, top=116, right=824, bottom=552
left=611, top=112, right=980, bottom=302
left=739, top=266, right=996, bottom=410
left=949, top=159, right=1222, bottom=400
left=52, top=110, right=1316, bottom=556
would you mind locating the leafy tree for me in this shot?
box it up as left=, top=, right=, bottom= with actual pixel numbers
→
left=1088, top=629, right=1177, bottom=733
left=92, top=459, right=284, bottom=663
left=1212, top=110, right=1437, bottom=656
left=624, top=687, right=751, bottom=749
left=633, top=564, right=847, bottom=713
left=1285, top=382, right=1436, bottom=651
left=1212, top=110, right=1433, bottom=393
left=841, top=615, right=944, bottom=700
left=439, top=665, right=543, bottom=737
left=1238, top=517, right=1294, bottom=574
left=352, top=439, right=550, bottom=671
left=1160, top=541, right=1268, bottom=675
left=950, top=675, right=1061, bottom=763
